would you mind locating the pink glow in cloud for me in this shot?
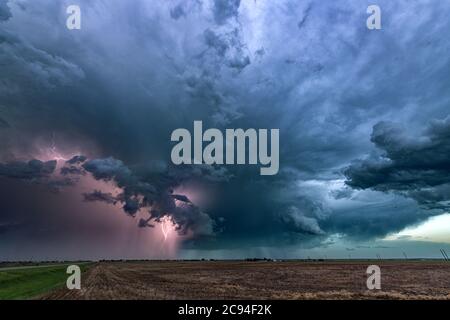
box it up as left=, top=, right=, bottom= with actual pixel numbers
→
left=0, top=142, right=187, bottom=259
left=63, top=167, right=184, bottom=258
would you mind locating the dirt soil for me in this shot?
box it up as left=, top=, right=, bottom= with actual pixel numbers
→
left=42, top=261, right=450, bottom=300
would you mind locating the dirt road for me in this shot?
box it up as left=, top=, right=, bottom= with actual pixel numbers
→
left=42, top=261, right=450, bottom=300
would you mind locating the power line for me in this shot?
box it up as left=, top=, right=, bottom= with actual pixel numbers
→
left=440, top=249, right=448, bottom=261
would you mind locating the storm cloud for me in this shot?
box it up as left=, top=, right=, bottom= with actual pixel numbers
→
left=0, top=159, right=56, bottom=179
left=82, top=157, right=216, bottom=237
left=212, top=0, right=240, bottom=24
left=83, top=190, right=118, bottom=205
left=1, top=0, right=450, bottom=258
left=0, top=0, right=11, bottom=21
left=345, top=117, right=450, bottom=210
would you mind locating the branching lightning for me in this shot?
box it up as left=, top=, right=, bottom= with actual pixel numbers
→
left=48, top=132, right=68, bottom=161
left=160, top=216, right=174, bottom=242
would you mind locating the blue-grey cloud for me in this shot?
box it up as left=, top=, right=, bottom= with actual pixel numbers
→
left=66, top=155, right=87, bottom=165
left=345, top=117, right=450, bottom=210
left=212, top=0, right=240, bottom=25
left=1, top=0, right=450, bottom=258
left=0, top=159, right=56, bottom=179
left=83, top=190, right=118, bottom=205
left=0, top=0, right=11, bottom=21
left=82, top=157, right=216, bottom=236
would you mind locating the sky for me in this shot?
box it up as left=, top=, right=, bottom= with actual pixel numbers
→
left=0, top=0, right=450, bottom=260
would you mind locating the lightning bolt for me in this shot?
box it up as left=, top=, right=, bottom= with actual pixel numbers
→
left=161, top=220, right=169, bottom=242
left=160, top=216, right=174, bottom=242
left=49, top=132, right=68, bottom=161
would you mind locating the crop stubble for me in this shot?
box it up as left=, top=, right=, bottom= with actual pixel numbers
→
left=42, top=261, right=450, bottom=300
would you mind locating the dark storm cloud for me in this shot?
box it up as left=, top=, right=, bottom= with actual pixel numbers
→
left=204, top=29, right=229, bottom=56
left=0, top=158, right=80, bottom=195
left=345, top=117, right=450, bottom=210
left=329, top=187, right=354, bottom=200
left=202, top=27, right=250, bottom=73
left=281, top=206, right=324, bottom=235
left=0, top=0, right=11, bottom=21
left=82, top=157, right=155, bottom=216
left=82, top=157, right=216, bottom=236
left=83, top=158, right=132, bottom=182
left=170, top=3, right=186, bottom=20
left=322, top=193, right=429, bottom=239
left=138, top=217, right=154, bottom=228
left=66, top=155, right=87, bottom=165
left=60, top=165, right=84, bottom=175
left=60, top=156, right=87, bottom=175
left=83, top=190, right=117, bottom=205
left=212, top=0, right=240, bottom=24
left=167, top=164, right=231, bottom=183
left=0, top=159, right=56, bottom=179
left=0, top=29, right=84, bottom=91
left=2, top=0, right=450, bottom=258
left=172, top=194, right=191, bottom=203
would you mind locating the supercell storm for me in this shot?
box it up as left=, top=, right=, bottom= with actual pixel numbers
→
left=1, top=0, right=450, bottom=259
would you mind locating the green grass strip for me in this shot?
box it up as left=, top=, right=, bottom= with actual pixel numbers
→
left=0, top=263, right=89, bottom=300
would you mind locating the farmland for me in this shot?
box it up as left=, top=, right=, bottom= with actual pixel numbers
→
left=0, top=263, right=90, bottom=299
left=40, top=260, right=450, bottom=300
